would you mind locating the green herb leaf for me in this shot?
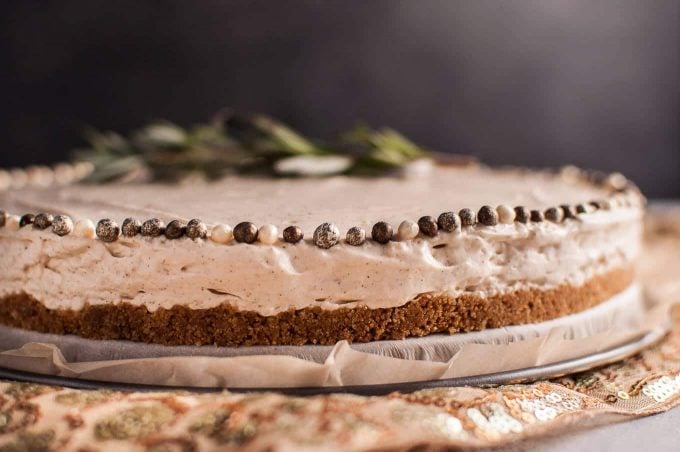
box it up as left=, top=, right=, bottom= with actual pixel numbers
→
left=71, top=112, right=433, bottom=183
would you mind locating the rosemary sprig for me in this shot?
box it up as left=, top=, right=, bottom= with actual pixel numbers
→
left=339, top=125, right=427, bottom=174
left=72, top=113, right=432, bottom=183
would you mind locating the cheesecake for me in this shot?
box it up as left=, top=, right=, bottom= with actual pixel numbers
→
left=0, top=161, right=644, bottom=346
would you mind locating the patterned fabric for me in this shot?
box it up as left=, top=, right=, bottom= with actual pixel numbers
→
left=0, top=309, right=678, bottom=451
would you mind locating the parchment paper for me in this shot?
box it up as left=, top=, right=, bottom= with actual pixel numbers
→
left=0, top=283, right=672, bottom=388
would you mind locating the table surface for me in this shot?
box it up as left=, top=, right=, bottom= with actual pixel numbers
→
left=519, top=407, right=680, bottom=451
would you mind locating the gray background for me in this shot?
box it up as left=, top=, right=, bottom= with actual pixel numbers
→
left=1, top=0, right=678, bottom=197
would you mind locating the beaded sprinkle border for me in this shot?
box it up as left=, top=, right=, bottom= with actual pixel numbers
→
left=0, top=165, right=644, bottom=249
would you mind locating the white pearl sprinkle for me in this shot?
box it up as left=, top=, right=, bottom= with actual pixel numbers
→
left=258, top=224, right=279, bottom=244
left=496, top=204, right=515, bottom=224
left=74, top=219, right=96, bottom=239
left=6, top=215, right=21, bottom=231
left=210, top=224, right=233, bottom=244
left=53, top=163, right=76, bottom=185
left=559, top=165, right=581, bottom=183
left=27, top=166, right=54, bottom=187
left=73, top=161, right=95, bottom=180
left=9, top=168, right=28, bottom=189
left=397, top=220, right=419, bottom=241
left=0, top=170, right=10, bottom=191
left=605, top=172, right=627, bottom=190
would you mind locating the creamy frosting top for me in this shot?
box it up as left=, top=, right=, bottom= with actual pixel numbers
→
left=1, top=165, right=609, bottom=234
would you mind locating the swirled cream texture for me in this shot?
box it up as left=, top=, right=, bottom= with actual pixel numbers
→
left=0, top=165, right=642, bottom=314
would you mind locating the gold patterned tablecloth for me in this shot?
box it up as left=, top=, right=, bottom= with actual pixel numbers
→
left=1, top=209, right=679, bottom=451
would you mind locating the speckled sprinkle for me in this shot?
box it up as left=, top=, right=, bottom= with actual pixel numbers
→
left=346, top=226, right=366, bottom=246
left=514, top=206, right=530, bottom=223
left=544, top=207, right=564, bottom=223
left=418, top=216, right=438, bottom=237
left=141, top=218, right=165, bottom=237
left=19, top=213, right=35, bottom=228
left=458, top=208, right=476, bottom=227
left=96, top=219, right=120, bottom=242
left=371, top=221, right=393, bottom=244
left=283, top=225, right=304, bottom=244
left=437, top=211, right=461, bottom=233
left=164, top=220, right=186, bottom=239
left=121, top=218, right=142, bottom=237
left=33, top=213, right=53, bottom=230
left=576, top=204, right=589, bottom=214
left=186, top=219, right=208, bottom=239
left=530, top=210, right=544, bottom=222
left=313, top=222, right=340, bottom=249
left=591, top=199, right=611, bottom=211
left=51, top=215, right=73, bottom=236
left=477, top=205, right=498, bottom=226
left=560, top=204, right=577, bottom=219
left=233, top=222, right=259, bottom=244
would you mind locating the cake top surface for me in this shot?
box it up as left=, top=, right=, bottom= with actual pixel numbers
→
left=2, top=164, right=609, bottom=232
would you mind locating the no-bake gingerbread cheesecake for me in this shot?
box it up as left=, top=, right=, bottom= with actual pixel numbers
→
left=0, top=162, right=644, bottom=346
left=0, top=117, right=645, bottom=346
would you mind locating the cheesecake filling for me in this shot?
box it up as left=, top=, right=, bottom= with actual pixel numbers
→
left=0, top=207, right=641, bottom=316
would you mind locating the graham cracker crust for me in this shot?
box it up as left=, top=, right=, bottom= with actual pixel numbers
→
left=0, top=266, right=633, bottom=346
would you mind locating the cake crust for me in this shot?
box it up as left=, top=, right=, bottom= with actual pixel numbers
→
left=0, top=266, right=633, bottom=346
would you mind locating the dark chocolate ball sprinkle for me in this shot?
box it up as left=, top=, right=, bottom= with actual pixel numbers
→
left=51, top=215, right=73, bottom=236
left=477, top=205, right=499, bottom=226
left=141, top=218, right=165, bottom=237
left=437, top=211, right=461, bottom=232
left=19, top=214, right=35, bottom=228
left=0, top=210, right=6, bottom=228
left=313, top=222, right=340, bottom=249
left=560, top=204, right=577, bottom=219
left=514, top=206, right=530, bottom=223
left=186, top=219, right=208, bottom=239
left=459, top=208, right=476, bottom=227
left=33, top=213, right=53, bottom=230
left=121, top=218, right=142, bottom=237
left=234, top=222, right=259, bottom=244
left=346, top=226, right=366, bottom=246
left=164, top=220, right=186, bottom=239
left=575, top=204, right=588, bottom=214
left=96, top=219, right=120, bottom=242
left=371, top=221, right=393, bottom=244
left=590, top=199, right=610, bottom=211
left=530, top=210, right=544, bottom=222
left=283, top=225, right=304, bottom=243
left=544, top=207, right=564, bottom=223
left=417, top=216, right=438, bottom=237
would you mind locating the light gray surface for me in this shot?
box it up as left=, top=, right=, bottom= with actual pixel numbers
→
left=516, top=407, right=680, bottom=451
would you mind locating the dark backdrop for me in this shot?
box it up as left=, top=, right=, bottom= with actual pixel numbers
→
left=1, top=0, right=678, bottom=197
